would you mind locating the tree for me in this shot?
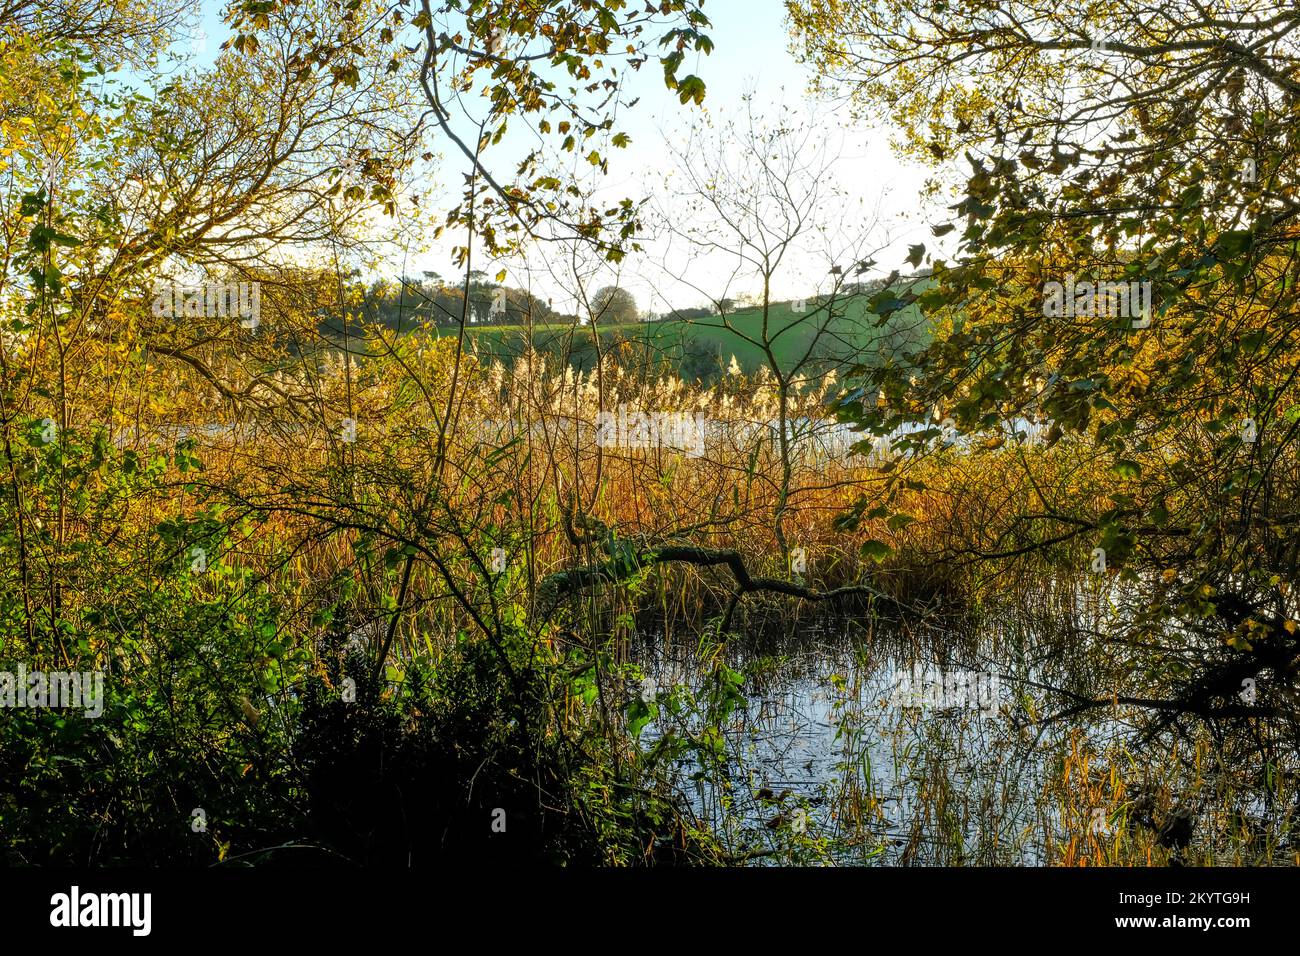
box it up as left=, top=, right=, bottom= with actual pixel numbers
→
left=223, top=0, right=713, bottom=265
left=654, top=103, right=888, bottom=557
left=795, top=0, right=1300, bottom=745
left=590, top=285, right=639, bottom=324
left=0, top=0, right=723, bottom=865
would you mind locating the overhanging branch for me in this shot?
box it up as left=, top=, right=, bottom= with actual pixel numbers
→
left=537, top=543, right=915, bottom=626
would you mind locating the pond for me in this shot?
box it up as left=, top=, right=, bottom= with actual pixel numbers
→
left=624, top=602, right=1247, bottom=866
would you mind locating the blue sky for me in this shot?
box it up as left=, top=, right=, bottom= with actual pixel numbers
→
left=575, top=0, right=935, bottom=314
left=169, top=0, right=940, bottom=314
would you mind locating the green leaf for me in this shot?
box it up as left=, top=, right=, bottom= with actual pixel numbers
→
left=860, top=539, right=893, bottom=562
left=676, top=75, right=706, bottom=105
left=886, top=513, right=916, bottom=531
left=626, top=698, right=653, bottom=738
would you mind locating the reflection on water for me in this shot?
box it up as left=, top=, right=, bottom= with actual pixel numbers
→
left=628, top=610, right=1123, bottom=865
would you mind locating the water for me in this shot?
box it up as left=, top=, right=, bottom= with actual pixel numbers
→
left=116, top=414, right=1051, bottom=470
left=628, top=612, right=1116, bottom=865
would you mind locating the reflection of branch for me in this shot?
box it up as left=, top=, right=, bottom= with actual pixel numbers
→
left=1039, top=690, right=1282, bottom=728
left=1034, top=605, right=1299, bottom=734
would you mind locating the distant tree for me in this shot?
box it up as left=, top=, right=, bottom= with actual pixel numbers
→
left=590, top=285, right=639, bottom=324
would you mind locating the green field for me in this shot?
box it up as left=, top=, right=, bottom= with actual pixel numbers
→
left=424, top=294, right=929, bottom=380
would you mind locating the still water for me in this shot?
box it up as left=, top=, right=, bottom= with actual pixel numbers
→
left=629, top=610, right=1117, bottom=865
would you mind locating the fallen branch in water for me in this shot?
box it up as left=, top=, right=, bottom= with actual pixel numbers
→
left=536, top=542, right=916, bottom=629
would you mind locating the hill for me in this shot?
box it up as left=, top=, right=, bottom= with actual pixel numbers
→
left=424, top=292, right=930, bottom=381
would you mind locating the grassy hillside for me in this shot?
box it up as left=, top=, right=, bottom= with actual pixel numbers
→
left=426, top=293, right=929, bottom=380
